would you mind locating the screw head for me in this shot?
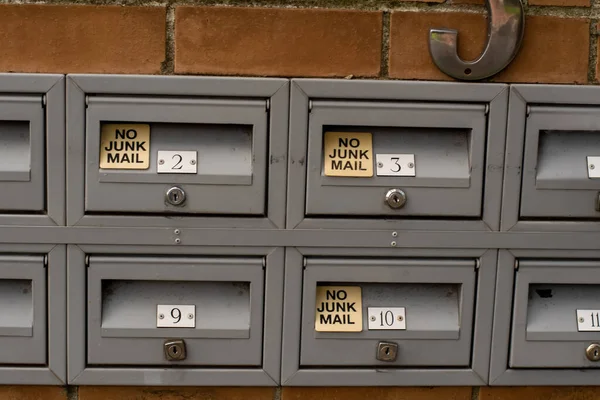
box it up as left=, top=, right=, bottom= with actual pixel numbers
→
left=391, top=241, right=397, bottom=247
left=590, top=164, right=596, bottom=170
left=188, top=313, right=194, bottom=319
left=370, top=316, right=376, bottom=321
left=397, top=315, right=403, bottom=321
left=174, top=229, right=180, bottom=235
left=190, top=159, right=196, bottom=165
left=408, top=162, right=414, bottom=168
left=580, top=317, right=585, bottom=323
left=159, top=159, right=165, bottom=165
left=175, top=238, right=181, bottom=244
left=159, top=314, right=165, bottom=319
left=392, top=231, right=398, bottom=237
left=377, top=162, right=384, bottom=168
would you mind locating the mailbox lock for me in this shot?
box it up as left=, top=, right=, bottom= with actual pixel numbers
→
left=585, top=343, right=600, bottom=362
left=166, top=187, right=186, bottom=206
left=385, top=189, right=407, bottom=209
left=164, top=339, right=187, bottom=361
left=376, top=341, right=398, bottom=362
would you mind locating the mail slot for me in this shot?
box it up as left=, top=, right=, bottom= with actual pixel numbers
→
left=305, top=101, right=487, bottom=217
left=0, top=96, right=45, bottom=212
left=84, top=96, right=268, bottom=215
left=87, top=256, right=264, bottom=366
left=510, top=260, right=600, bottom=368
left=0, top=255, right=46, bottom=365
left=520, top=106, right=600, bottom=219
left=300, top=258, right=476, bottom=367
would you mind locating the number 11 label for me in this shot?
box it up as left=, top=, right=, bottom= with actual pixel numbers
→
left=157, top=305, right=196, bottom=328
left=367, top=307, right=406, bottom=330
left=576, top=309, right=600, bottom=331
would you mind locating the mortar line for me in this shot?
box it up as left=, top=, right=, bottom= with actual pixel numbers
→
left=380, top=10, right=391, bottom=78
left=161, top=2, right=176, bottom=75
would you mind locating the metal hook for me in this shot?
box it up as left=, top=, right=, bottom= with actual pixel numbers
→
left=428, top=0, right=525, bottom=81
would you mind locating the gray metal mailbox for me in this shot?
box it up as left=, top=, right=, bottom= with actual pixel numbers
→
left=288, top=79, right=508, bottom=231
left=87, top=256, right=264, bottom=367
left=510, top=260, right=600, bottom=369
left=490, top=250, right=600, bottom=385
left=67, top=75, right=289, bottom=228
left=503, top=85, right=600, bottom=231
left=300, top=258, right=476, bottom=367
left=0, top=245, right=66, bottom=385
left=68, top=245, right=284, bottom=386
left=0, top=74, right=64, bottom=226
left=282, top=247, right=498, bottom=386
left=0, top=255, right=46, bottom=365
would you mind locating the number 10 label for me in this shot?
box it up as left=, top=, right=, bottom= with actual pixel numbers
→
left=367, top=307, right=406, bottom=330
left=157, top=305, right=196, bottom=328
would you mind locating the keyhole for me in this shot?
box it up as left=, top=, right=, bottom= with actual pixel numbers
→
left=384, top=347, right=390, bottom=355
left=172, top=193, right=179, bottom=202
left=595, top=349, right=599, bottom=357
left=171, top=346, right=178, bottom=355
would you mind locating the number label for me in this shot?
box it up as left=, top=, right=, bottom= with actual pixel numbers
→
left=587, top=156, right=600, bottom=179
left=157, top=305, right=196, bottom=328
left=577, top=309, right=600, bottom=331
left=157, top=151, right=197, bottom=174
left=376, top=154, right=416, bottom=177
left=367, top=307, right=406, bottom=330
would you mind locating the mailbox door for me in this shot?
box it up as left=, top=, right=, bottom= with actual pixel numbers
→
left=305, top=101, right=487, bottom=217
left=520, top=106, right=600, bottom=219
left=300, top=258, right=476, bottom=367
left=87, top=256, right=264, bottom=366
left=0, top=96, right=45, bottom=212
left=510, top=260, right=600, bottom=368
left=85, top=96, right=268, bottom=215
left=0, top=255, right=46, bottom=365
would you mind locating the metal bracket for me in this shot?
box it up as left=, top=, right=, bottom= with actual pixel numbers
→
left=428, top=0, right=525, bottom=80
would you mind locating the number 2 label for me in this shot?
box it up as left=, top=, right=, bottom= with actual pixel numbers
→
left=157, top=305, right=196, bottom=328
left=157, top=151, right=197, bottom=174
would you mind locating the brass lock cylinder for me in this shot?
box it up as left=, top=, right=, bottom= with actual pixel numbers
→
left=586, top=343, right=600, bottom=362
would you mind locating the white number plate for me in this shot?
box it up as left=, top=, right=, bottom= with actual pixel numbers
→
left=577, top=309, right=600, bottom=331
left=587, top=156, right=600, bottom=178
left=367, top=307, right=406, bottom=330
left=156, top=305, right=196, bottom=328
left=376, top=154, right=416, bottom=177
left=157, top=151, right=197, bottom=174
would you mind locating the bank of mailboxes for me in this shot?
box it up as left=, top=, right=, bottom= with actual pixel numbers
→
left=2, top=74, right=600, bottom=386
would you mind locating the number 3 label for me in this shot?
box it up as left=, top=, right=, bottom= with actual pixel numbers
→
left=376, top=154, right=416, bottom=177
left=157, top=151, right=197, bottom=174
left=367, top=307, right=406, bottom=330
left=157, top=305, right=196, bottom=328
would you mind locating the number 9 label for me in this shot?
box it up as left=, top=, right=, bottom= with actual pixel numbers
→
left=157, top=305, right=196, bottom=328
left=367, top=307, right=406, bottom=330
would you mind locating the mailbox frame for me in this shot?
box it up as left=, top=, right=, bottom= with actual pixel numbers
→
left=67, top=74, right=289, bottom=229
left=490, top=249, right=600, bottom=385
left=67, top=244, right=284, bottom=386
left=502, top=85, right=600, bottom=232
left=0, top=244, right=66, bottom=385
left=281, top=247, right=497, bottom=386
left=0, top=74, right=65, bottom=226
left=287, top=79, right=508, bottom=231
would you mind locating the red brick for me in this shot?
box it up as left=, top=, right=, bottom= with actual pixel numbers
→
left=529, top=0, right=590, bottom=7
left=480, top=387, right=600, bottom=400
left=0, top=5, right=166, bottom=74
left=389, top=12, right=590, bottom=83
left=79, top=387, right=275, bottom=400
left=282, top=387, right=473, bottom=400
left=175, top=6, right=382, bottom=77
left=0, top=386, right=67, bottom=400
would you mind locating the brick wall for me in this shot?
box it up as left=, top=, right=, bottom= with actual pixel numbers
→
left=1, top=0, right=600, bottom=399
left=0, top=2, right=595, bottom=83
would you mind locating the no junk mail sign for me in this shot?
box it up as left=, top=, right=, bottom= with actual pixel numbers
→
left=315, top=286, right=363, bottom=332
left=100, top=124, right=151, bottom=170
left=323, top=132, right=373, bottom=177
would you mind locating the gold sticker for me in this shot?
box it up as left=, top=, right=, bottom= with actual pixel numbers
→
left=315, top=286, right=363, bottom=332
left=323, top=132, right=373, bottom=177
left=99, top=124, right=150, bottom=170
